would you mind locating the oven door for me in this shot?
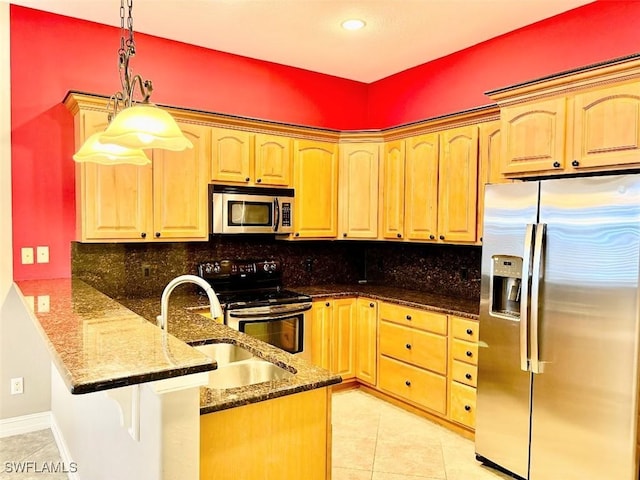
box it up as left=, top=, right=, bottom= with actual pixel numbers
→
left=226, top=304, right=311, bottom=359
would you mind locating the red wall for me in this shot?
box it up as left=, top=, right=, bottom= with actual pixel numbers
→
left=10, top=1, right=640, bottom=280
left=368, top=0, right=640, bottom=128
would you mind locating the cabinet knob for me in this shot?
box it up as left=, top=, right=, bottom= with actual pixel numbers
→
left=439, top=235, right=445, bottom=240
left=553, top=161, right=561, bottom=168
left=256, top=178, right=262, bottom=183
left=295, top=232, right=300, bottom=237
left=369, top=303, right=374, bottom=308
left=325, top=302, right=330, bottom=307
left=245, top=177, right=250, bottom=182
left=405, top=343, right=412, bottom=350
left=465, top=373, right=472, bottom=380
left=571, top=160, right=579, bottom=167
left=406, top=315, right=412, bottom=320
left=466, top=351, right=473, bottom=357
left=466, top=328, right=473, bottom=335
left=140, top=232, right=147, bottom=239
left=464, top=405, right=471, bottom=411
left=397, top=233, right=402, bottom=238
left=429, top=235, right=435, bottom=240
left=155, top=232, right=161, bottom=238
left=343, top=233, right=347, bottom=238
left=480, top=236, right=483, bottom=242
left=405, top=380, right=411, bottom=387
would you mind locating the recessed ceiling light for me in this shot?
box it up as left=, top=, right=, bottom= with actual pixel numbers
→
left=341, top=19, right=366, bottom=31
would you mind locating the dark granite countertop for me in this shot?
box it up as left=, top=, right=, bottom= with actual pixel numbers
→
left=14, top=279, right=216, bottom=394
left=291, top=284, right=479, bottom=319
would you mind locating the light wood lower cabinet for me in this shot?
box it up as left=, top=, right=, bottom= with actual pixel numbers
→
left=355, top=298, right=377, bottom=386
left=200, top=387, right=330, bottom=480
left=332, top=298, right=356, bottom=380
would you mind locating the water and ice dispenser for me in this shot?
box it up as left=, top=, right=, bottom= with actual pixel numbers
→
left=490, top=255, right=523, bottom=318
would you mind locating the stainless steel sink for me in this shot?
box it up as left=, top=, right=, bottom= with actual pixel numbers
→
left=194, top=343, right=294, bottom=388
left=195, top=343, right=253, bottom=366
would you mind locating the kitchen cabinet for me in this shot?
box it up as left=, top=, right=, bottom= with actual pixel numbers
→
left=338, top=143, right=380, bottom=239
left=448, top=316, right=479, bottom=429
left=332, top=298, right=356, bottom=380
left=74, top=110, right=209, bottom=242
left=405, top=132, right=439, bottom=241
left=380, top=140, right=405, bottom=239
left=378, top=302, right=447, bottom=415
left=200, top=387, right=330, bottom=480
left=292, top=140, right=338, bottom=238
left=355, top=298, right=377, bottom=386
left=254, top=133, right=292, bottom=186
left=437, top=125, right=479, bottom=243
left=310, top=300, right=331, bottom=371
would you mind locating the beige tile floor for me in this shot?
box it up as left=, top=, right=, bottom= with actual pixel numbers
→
left=332, top=389, right=513, bottom=480
left=0, top=389, right=512, bottom=480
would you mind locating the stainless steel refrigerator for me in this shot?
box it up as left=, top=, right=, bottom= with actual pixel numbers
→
left=475, top=174, right=640, bottom=480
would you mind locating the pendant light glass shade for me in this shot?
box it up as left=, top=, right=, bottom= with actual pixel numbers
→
left=73, top=133, right=151, bottom=165
left=99, top=104, right=193, bottom=151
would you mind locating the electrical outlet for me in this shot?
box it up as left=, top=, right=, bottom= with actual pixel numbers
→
left=10, top=377, right=23, bottom=395
left=142, top=264, right=151, bottom=278
left=21, top=247, right=34, bottom=265
left=460, top=267, right=469, bottom=281
left=37, top=295, right=50, bottom=313
left=304, top=258, right=313, bottom=273
left=36, top=246, right=49, bottom=264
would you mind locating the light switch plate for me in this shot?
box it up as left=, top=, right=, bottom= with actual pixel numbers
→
left=24, top=295, right=35, bottom=312
left=21, top=247, right=34, bottom=265
left=36, top=246, right=49, bottom=264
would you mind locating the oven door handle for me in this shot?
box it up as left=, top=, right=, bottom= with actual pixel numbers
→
left=227, top=304, right=311, bottom=321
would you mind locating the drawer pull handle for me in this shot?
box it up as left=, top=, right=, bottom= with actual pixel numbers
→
left=405, top=343, right=412, bottom=350
left=466, top=351, right=473, bottom=357
left=406, top=315, right=412, bottom=320
left=464, top=405, right=471, bottom=411
left=465, top=373, right=472, bottom=380
left=405, top=380, right=411, bottom=387
left=466, top=328, right=473, bottom=335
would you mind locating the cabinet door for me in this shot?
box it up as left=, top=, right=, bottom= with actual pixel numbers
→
left=405, top=133, right=439, bottom=241
left=211, top=127, right=252, bottom=183
left=254, top=133, right=292, bottom=186
left=438, top=125, right=479, bottom=243
left=76, top=110, right=153, bottom=241
left=339, top=143, right=379, bottom=239
left=152, top=123, right=210, bottom=240
left=331, top=298, right=356, bottom=380
left=355, top=298, right=377, bottom=386
left=310, top=301, right=332, bottom=371
left=572, top=82, right=640, bottom=169
left=477, top=120, right=506, bottom=244
left=500, top=98, right=567, bottom=175
left=293, top=140, right=338, bottom=238
left=380, top=140, right=405, bottom=239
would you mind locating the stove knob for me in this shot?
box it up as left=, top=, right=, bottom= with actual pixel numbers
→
left=212, top=264, right=221, bottom=274
left=270, top=263, right=277, bottom=272
left=263, top=263, right=270, bottom=272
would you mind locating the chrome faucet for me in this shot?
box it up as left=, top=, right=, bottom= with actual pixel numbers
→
left=157, top=275, right=223, bottom=332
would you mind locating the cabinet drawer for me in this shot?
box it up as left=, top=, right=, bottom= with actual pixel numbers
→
left=379, top=303, right=447, bottom=335
left=451, top=316, right=479, bottom=342
left=451, top=360, right=477, bottom=387
left=450, top=382, right=476, bottom=428
left=451, top=338, right=478, bottom=365
left=379, top=355, right=447, bottom=415
left=379, top=321, right=447, bottom=374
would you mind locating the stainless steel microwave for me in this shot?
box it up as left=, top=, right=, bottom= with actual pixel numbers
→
left=210, top=185, right=294, bottom=234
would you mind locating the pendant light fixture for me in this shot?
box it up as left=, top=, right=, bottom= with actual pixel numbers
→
left=73, top=0, right=192, bottom=165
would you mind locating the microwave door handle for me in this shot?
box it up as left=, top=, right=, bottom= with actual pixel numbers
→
left=274, top=198, right=280, bottom=232
left=530, top=223, right=546, bottom=374
left=520, top=223, right=535, bottom=372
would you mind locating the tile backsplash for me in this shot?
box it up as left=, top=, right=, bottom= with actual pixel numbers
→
left=72, top=237, right=481, bottom=300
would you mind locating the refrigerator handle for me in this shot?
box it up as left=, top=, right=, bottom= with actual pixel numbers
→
left=530, top=223, right=546, bottom=374
left=520, top=223, right=535, bottom=372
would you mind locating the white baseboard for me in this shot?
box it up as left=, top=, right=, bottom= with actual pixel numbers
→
left=50, top=414, right=80, bottom=480
left=0, top=411, right=51, bottom=438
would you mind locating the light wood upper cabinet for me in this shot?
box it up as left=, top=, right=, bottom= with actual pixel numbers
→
left=293, top=140, right=338, bottom=238
left=152, top=123, right=210, bottom=240
left=380, top=140, right=406, bottom=240
left=355, top=298, right=377, bottom=386
left=405, top=133, right=439, bottom=241
left=332, top=298, right=356, bottom=380
left=572, top=82, right=640, bottom=169
left=339, top=143, right=380, bottom=239
left=254, top=133, right=292, bottom=186
left=500, top=97, right=567, bottom=175
left=438, top=125, right=479, bottom=243
left=210, top=127, right=253, bottom=184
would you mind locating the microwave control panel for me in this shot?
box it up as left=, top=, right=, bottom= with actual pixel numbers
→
left=281, top=202, right=291, bottom=227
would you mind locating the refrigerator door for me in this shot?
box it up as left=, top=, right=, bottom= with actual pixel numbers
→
left=476, top=181, right=539, bottom=479
left=531, top=175, right=640, bottom=480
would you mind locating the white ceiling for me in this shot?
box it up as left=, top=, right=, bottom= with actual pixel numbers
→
left=10, top=0, right=594, bottom=83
